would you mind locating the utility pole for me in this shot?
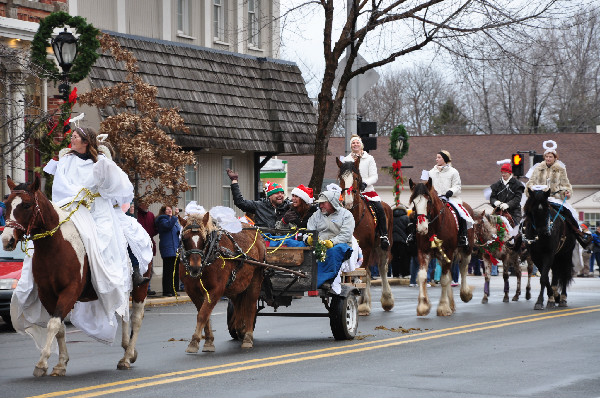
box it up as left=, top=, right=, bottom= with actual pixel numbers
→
left=343, top=0, right=357, bottom=156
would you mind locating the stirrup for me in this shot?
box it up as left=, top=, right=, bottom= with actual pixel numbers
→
left=458, top=235, right=469, bottom=247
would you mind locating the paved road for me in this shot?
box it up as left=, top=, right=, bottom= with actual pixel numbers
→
left=1, top=275, right=598, bottom=398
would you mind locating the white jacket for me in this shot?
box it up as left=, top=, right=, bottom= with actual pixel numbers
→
left=342, top=151, right=380, bottom=200
left=429, top=164, right=462, bottom=202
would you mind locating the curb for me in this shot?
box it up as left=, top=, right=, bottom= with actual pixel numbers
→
left=143, top=293, right=192, bottom=307
left=370, top=277, right=411, bottom=287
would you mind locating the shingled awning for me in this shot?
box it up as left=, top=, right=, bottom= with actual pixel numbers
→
left=88, top=31, right=317, bottom=155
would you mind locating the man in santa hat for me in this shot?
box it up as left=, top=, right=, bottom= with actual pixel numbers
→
left=489, top=162, right=524, bottom=226
left=226, top=168, right=290, bottom=228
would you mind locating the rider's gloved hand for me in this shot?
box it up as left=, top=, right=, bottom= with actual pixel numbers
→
left=494, top=200, right=501, bottom=207
left=445, top=190, right=453, bottom=198
left=359, top=182, right=367, bottom=191
left=499, top=203, right=509, bottom=210
left=226, top=169, right=238, bottom=182
left=323, top=240, right=334, bottom=249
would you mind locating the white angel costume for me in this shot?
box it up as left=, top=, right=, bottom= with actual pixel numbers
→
left=12, top=150, right=151, bottom=348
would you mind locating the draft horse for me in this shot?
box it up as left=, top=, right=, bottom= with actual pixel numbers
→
left=336, top=157, right=394, bottom=316
left=408, top=178, right=474, bottom=316
left=0, top=176, right=149, bottom=376
left=473, top=211, right=532, bottom=303
left=179, top=212, right=266, bottom=352
left=523, top=188, right=575, bottom=309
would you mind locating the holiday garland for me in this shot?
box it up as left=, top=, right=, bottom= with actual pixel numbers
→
left=30, top=11, right=100, bottom=83
left=389, top=124, right=410, bottom=206
left=477, top=216, right=508, bottom=264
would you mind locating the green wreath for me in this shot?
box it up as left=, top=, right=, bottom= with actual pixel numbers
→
left=389, top=124, right=409, bottom=160
left=31, top=11, right=100, bottom=83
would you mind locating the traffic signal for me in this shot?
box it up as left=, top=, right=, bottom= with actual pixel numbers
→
left=533, top=153, right=544, bottom=164
left=512, top=153, right=524, bottom=177
left=357, top=118, right=377, bottom=151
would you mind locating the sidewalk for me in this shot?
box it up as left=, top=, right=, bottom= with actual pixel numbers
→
left=141, top=292, right=192, bottom=307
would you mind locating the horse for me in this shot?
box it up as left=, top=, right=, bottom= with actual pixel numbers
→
left=178, top=212, right=266, bottom=352
left=523, top=188, right=576, bottom=309
left=336, top=157, right=394, bottom=316
left=408, top=178, right=473, bottom=316
left=473, top=211, right=532, bottom=303
left=0, top=175, right=149, bottom=376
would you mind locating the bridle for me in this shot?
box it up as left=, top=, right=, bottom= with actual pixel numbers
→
left=4, top=190, right=46, bottom=238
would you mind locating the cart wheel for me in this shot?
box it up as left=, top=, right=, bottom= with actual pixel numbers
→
left=329, top=293, right=358, bottom=340
left=226, top=300, right=239, bottom=340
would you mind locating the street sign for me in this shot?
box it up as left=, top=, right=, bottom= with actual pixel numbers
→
left=333, top=53, right=380, bottom=100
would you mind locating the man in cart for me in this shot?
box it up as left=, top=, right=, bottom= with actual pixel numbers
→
left=305, top=189, right=355, bottom=288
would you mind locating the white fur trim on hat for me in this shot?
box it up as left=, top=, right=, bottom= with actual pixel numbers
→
left=291, top=186, right=314, bottom=204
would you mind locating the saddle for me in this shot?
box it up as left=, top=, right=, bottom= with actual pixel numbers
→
left=362, top=196, right=379, bottom=225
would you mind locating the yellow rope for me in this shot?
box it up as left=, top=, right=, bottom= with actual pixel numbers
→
left=173, top=250, right=180, bottom=299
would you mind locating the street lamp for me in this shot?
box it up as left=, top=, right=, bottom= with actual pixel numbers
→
left=51, top=27, right=78, bottom=102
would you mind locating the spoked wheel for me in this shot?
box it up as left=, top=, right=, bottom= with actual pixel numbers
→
left=329, top=293, right=358, bottom=340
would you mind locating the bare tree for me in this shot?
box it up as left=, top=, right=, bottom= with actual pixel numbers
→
left=282, top=0, right=570, bottom=192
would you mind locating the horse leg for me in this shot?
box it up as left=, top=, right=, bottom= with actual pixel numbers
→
left=202, top=318, right=215, bottom=352
left=535, top=263, right=550, bottom=310
left=526, top=257, right=533, bottom=300
left=49, top=321, right=69, bottom=377
left=512, top=256, right=522, bottom=301
left=502, top=263, right=510, bottom=303
left=437, top=270, right=453, bottom=316
left=377, top=251, right=394, bottom=312
left=118, top=299, right=145, bottom=369
left=34, top=317, right=62, bottom=377
left=186, top=299, right=217, bottom=353
left=358, top=273, right=372, bottom=316
left=458, top=253, right=473, bottom=303
left=417, top=268, right=431, bottom=316
left=482, top=259, right=491, bottom=304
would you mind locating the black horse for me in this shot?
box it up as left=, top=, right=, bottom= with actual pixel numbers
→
left=523, top=188, right=576, bottom=310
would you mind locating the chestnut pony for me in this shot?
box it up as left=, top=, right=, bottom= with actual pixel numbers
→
left=408, top=178, right=473, bottom=316
left=1, top=175, right=149, bottom=376
left=178, top=212, right=266, bottom=352
left=336, top=157, right=394, bottom=316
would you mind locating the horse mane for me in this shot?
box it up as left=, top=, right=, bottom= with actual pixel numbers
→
left=409, top=182, right=432, bottom=204
left=337, top=160, right=359, bottom=181
left=14, top=182, right=31, bottom=192
left=184, top=213, right=218, bottom=239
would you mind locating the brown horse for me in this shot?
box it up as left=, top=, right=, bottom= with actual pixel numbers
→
left=0, top=175, right=149, bottom=376
left=473, top=211, right=532, bottom=303
left=336, top=157, right=394, bottom=316
left=178, top=212, right=266, bottom=352
left=408, top=178, right=473, bottom=316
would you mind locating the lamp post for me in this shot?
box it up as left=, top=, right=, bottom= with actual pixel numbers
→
left=51, top=27, right=78, bottom=102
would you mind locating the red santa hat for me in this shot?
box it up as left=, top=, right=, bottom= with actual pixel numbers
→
left=291, top=184, right=314, bottom=204
left=264, top=181, right=284, bottom=197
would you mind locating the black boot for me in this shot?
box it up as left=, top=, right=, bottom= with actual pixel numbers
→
left=373, top=201, right=390, bottom=250
left=129, top=246, right=150, bottom=287
left=457, top=218, right=469, bottom=248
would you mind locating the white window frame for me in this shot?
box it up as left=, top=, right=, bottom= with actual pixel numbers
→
left=248, top=0, right=259, bottom=48
left=213, top=0, right=225, bottom=41
left=222, top=157, right=233, bottom=207
left=177, top=0, right=190, bottom=36
left=184, top=163, right=197, bottom=207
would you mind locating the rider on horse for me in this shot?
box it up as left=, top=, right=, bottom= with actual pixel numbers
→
left=428, top=150, right=472, bottom=247
left=489, top=161, right=524, bottom=226
left=342, top=135, right=389, bottom=250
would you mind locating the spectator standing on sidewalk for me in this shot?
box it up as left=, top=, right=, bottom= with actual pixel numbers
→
left=390, top=206, right=411, bottom=278
left=137, top=201, right=158, bottom=295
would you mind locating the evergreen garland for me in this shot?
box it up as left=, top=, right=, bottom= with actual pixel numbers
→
left=31, top=11, right=100, bottom=83
left=389, top=124, right=409, bottom=160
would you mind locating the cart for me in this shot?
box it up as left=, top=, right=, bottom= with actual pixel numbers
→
left=227, top=229, right=366, bottom=340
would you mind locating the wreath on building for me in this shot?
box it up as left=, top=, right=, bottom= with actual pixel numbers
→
left=388, top=124, right=410, bottom=206
left=30, top=11, right=100, bottom=83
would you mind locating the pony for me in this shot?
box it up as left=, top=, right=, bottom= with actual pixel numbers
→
left=408, top=178, right=473, bottom=316
left=178, top=212, right=266, bottom=352
left=336, top=157, right=394, bottom=316
left=473, top=211, right=532, bottom=303
left=523, top=188, right=575, bottom=309
left=0, top=175, right=148, bottom=376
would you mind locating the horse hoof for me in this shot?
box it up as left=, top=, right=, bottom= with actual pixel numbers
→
left=50, top=367, right=66, bottom=377
left=436, top=307, right=453, bottom=317
left=547, top=303, right=556, bottom=310
left=460, top=289, right=473, bottom=303
left=202, top=343, right=215, bottom=352
left=33, top=366, right=47, bottom=377
left=186, top=342, right=200, bottom=353
left=381, top=293, right=394, bottom=311
left=526, top=292, right=531, bottom=300
left=559, top=300, right=567, bottom=307
left=503, top=296, right=509, bottom=303
left=117, top=360, right=131, bottom=370
left=512, top=296, right=519, bottom=302
left=417, top=303, right=431, bottom=316
left=481, top=296, right=488, bottom=304
left=534, top=303, right=544, bottom=310
left=358, top=303, right=371, bottom=316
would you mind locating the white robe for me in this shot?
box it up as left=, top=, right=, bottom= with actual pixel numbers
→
left=11, top=153, right=151, bottom=347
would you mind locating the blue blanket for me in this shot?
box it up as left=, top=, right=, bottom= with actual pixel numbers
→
left=317, top=243, right=352, bottom=288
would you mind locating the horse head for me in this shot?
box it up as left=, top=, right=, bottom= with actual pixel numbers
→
left=179, top=212, right=218, bottom=278
left=408, top=177, right=437, bottom=235
left=473, top=210, right=497, bottom=246
left=336, top=156, right=362, bottom=210
left=1, top=175, right=47, bottom=251
left=524, top=187, right=551, bottom=237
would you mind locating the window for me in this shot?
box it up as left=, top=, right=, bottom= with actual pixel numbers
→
left=213, top=0, right=224, bottom=41
left=584, top=213, right=600, bottom=230
left=184, top=164, right=197, bottom=206
left=248, top=0, right=259, bottom=47
left=222, top=157, right=233, bottom=207
left=177, top=0, right=190, bottom=35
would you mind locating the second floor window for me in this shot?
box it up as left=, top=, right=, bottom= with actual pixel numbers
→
left=214, top=0, right=224, bottom=41
left=177, top=0, right=190, bottom=35
left=185, top=164, right=197, bottom=206
left=248, top=0, right=259, bottom=47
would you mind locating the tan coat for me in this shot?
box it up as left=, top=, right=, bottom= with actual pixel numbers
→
left=526, top=162, right=572, bottom=200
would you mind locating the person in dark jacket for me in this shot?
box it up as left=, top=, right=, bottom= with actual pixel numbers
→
left=389, top=206, right=411, bottom=278
left=137, top=201, right=158, bottom=295
left=226, top=168, right=290, bottom=228
left=156, top=205, right=182, bottom=297
left=278, top=184, right=317, bottom=230
left=490, top=162, right=524, bottom=225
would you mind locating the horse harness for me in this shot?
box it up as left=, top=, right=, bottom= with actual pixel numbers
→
left=179, top=224, right=257, bottom=288
left=5, top=190, right=46, bottom=237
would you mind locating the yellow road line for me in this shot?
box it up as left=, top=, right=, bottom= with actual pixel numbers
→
left=28, top=305, right=600, bottom=398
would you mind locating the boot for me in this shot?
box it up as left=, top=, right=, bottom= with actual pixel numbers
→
left=457, top=218, right=469, bottom=248
left=132, top=269, right=150, bottom=287
left=373, top=201, right=389, bottom=250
